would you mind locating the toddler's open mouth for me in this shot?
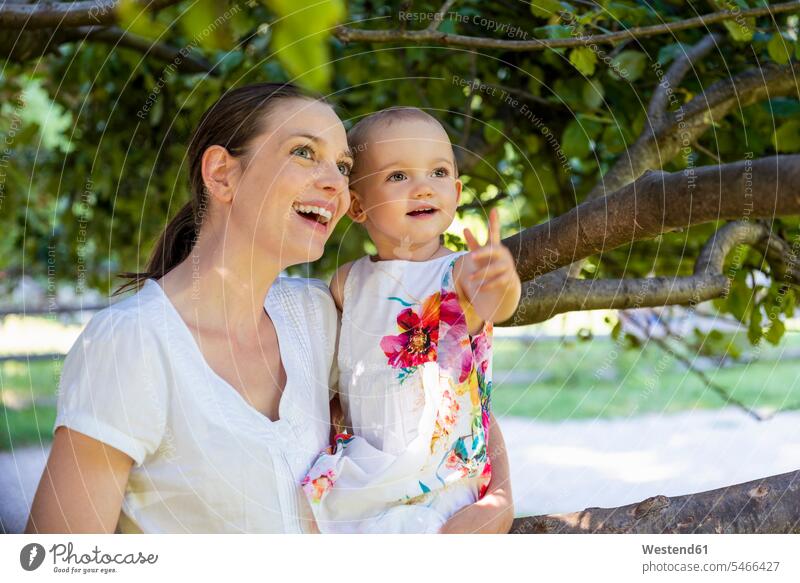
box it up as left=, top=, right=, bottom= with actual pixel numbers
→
left=406, top=206, right=438, bottom=217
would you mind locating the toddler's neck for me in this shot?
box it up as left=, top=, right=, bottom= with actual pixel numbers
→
left=371, top=241, right=452, bottom=262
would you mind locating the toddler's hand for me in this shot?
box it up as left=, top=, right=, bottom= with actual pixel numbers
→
left=460, top=208, right=522, bottom=325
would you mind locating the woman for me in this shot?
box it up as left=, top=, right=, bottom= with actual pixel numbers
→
left=26, top=83, right=513, bottom=533
left=27, top=83, right=352, bottom=533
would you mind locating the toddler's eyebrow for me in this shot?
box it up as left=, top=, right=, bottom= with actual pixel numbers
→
left=376, top=157, right=453, bottom=173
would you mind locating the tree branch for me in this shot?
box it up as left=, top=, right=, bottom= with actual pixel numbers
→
left=0, top=0, right=182, bottom=30
left=511, top=469, right=800, bottom=533
left=335, top=2, right=800, bottom=52
left=504, top=221, right=797, bottom=325
left=426, top=0, right=456, bottom=32
left=503, top=156, right=800, bottom=283
left=588, top=61, right=800, bottom=199
left=64, top=26, right=213, bottom=73
left=619, top=311, right=767, bottom=421
left=647, top=33, right=721, bottom=123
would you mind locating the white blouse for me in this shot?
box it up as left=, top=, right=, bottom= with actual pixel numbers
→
left=54, top=277, right=337, bottom=533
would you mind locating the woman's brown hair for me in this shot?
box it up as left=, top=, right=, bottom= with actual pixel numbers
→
left=116, top=82, right=321, bottom=295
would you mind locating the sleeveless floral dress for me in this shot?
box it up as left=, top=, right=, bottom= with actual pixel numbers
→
left=301, top=252, right=493, bottom=533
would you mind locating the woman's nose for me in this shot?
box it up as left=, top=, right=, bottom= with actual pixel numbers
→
left=314, top=162, right=348, bottom=193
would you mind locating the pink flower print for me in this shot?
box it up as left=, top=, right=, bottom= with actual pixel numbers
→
left=301, top=469, right=337, bottom=504
left=429, top=388, right=460, bottom=453
left=380, top=292, right=440, bottom=369
left=438, top=291, right=473, bottom=383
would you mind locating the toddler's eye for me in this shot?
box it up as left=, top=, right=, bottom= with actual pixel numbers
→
left=337, top=162, right=352, bottom=176
left=291, top=145, right=313, bottom=159
left=388, top=172, right=406, bottom=182
left=432, top=167, right=449, bottom=177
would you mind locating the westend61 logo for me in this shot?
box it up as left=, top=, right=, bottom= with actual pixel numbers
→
left=19, top=542, right=158, bottom=575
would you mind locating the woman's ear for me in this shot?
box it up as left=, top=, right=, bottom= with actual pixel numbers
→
left=201, top=145, right=241, bottom=204
left=348, top=191, right=368, bottom=223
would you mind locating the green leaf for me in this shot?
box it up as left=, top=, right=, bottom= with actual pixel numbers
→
left=530, top=0, right=563, bottom=18
left=767, top=33, right=792, bottom=65
left=483, top=122, right=504, bottom=145
left=609, top=50, right=647, bottom=82
left=711, top=0, right=754, bottom=41
left=772, top=120, right=800, bottom=153
left=266, top=0, right=345, bottom=91
left=569, top=47, right=597, bottom=76
left=524, top=134, right=542, bottom=154
left=562, top=119, right=591, bottom=158
left=178, top=0, right=230, bottom=51
left=117, top=0, right=166, bottom=40
left=762, top=98, right=800, bottom=119
left=723, top=18, right=755, bottom=42
left=765, top=318, right=785, bottom=345
left=747, top=306, right=763, bottom=344
left=657, top=43, right=690, bottom=65
left=582, top=79, right=604, bottom=109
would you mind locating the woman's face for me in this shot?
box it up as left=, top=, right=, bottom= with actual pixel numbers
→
left=225, top=98, right=352, bottom=268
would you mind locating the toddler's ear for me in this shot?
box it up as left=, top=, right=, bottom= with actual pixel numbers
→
left=455, top=179, right=463, bottom=205
left=347, top=191, right=368, bottom=223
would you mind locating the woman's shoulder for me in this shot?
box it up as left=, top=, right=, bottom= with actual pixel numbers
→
left=272, top=276, right=334, bottom=308
left=73, top=280, right=168, bottom=352
left=271, top=276, right=339, bottom=354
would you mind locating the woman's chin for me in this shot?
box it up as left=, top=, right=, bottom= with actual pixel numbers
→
left=283, top=241, right=326, bottom=266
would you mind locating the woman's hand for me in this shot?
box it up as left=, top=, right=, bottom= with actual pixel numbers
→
left=26, top=427, right=133, bottom=533
left=439, top=413, right=515, bottom=534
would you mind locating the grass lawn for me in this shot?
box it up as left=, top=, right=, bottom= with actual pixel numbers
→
left=2, top=332, right=799, bottom=450
left=491, top=332, right=800, bottom=421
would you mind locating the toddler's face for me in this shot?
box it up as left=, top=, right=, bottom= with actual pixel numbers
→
left=349, top=119, right=462, bottom=253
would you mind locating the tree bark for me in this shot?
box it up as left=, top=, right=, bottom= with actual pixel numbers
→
left=504, top=155, right=800, bottom=283
left=511, top=470, right=800, bottom=533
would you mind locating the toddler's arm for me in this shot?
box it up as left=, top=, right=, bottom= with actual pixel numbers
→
left=329, top=261, right=354, bottom=312
left=454, top=209, right=521, bottom=334
left=439, top=413, right=515, bottom=533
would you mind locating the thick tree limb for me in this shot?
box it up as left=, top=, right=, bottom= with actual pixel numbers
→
left=335, top=2, right=800, bottom=52
left=0, top=0, right=181, bottom=29
left=503, top=155, right=800, bottom=283
left=511, top=469, right=800, bottom=533
left=505, top=220, right=797, bottom=326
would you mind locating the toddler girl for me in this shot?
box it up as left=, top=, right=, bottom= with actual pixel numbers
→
left=302, top=108, right=521, bottom=533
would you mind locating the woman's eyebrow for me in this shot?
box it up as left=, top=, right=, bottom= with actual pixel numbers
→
left=287, top=132, right=321, bottom=143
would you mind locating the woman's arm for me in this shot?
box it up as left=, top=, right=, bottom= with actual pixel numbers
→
left=26, top=427, right=133, bottom=534
left=439, top=412, right=515, bottom=534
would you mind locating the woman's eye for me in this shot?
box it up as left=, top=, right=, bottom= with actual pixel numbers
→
left=291, top=145, right=313, bottom=159
left=432, top=167, right=449, bottom=177
left=388, top=172, right=406, bottom=182
left=338, top=162, right=352, bottom=176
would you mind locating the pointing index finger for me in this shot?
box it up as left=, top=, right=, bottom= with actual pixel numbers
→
left=489, top=207, right=501, bottom=246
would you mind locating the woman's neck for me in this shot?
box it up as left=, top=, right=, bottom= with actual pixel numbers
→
left=159, top=229, right=282, bottom=342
